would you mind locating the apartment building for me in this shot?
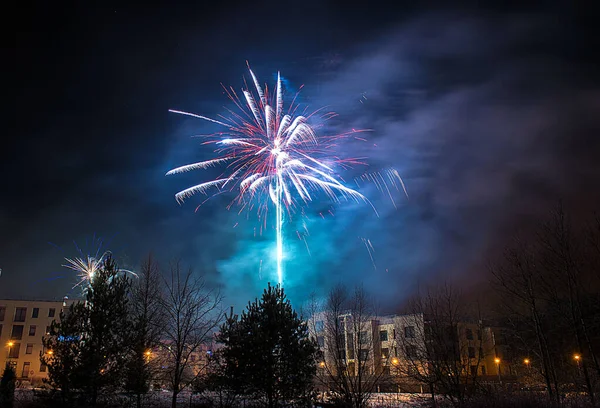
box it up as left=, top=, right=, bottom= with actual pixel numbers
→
left=0, top=298, right=73, bottom=385
left=310, top=311, right=505, bottom=392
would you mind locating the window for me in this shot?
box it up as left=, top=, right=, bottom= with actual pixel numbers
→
left=382, top=366, right=391, bottom=375
left=347, top=362, right=355, bottom=376
left=347, top=348, right=355, bottom=359
left=405, top=345, right=417, bottom=358
left=468, top=347, right=476, bottom=359
left=479, top=347, right=484, bottom=358
left=404, top=326, right=415, bottom=338
left=8, top=343, right=20, bottom=359
left=46, top=326, right=51, bottom=335
left=40, top=363, right=47, bottom=373
left=470, top=365, right=478, bottom=376
left=317, top=336, right=325, bottom=347
left=14, top=308, right=27, bottom=322
left=32, top=308, right=39, bottom=319
left=315, top=320, right=324, bottom=332
left=0, top=324, right=2, bottom=337
left=393, top=328, right=396, bottom=339
left=359, top=331, right=368, bottom=344
left=48, top=308, right=56, bottom=318
left=22, top=362, right=31, bottom=378
left=481, top=366, right=486, bottom=375
left=29, top=325, right=36, bottom=336
left=466, top=328, right=473, bottom=340
left=381, top=347, right=390, bottom=359
left=359, top=349, right=369, bottom=361
left=380, top=330, right=388, bottom=342
left=11, top=325, right=24, bottom=340
left=26, top=344, right=33, bottom=354
left=0, top=306, right=5, bottom=321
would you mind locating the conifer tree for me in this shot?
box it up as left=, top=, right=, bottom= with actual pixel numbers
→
left=41, top=255, right=131, bottom=407
left=217, top=284, right=317, bottom=408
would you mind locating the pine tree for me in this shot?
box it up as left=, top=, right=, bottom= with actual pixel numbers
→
left=217, top=284, right=317, bottom=408
left=0, top=363, right=17, bottom=408
left=41, top=255, right=131, bottom=406
left=41, top=301, right=87, bottom=406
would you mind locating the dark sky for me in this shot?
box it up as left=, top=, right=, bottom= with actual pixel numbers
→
left=4, top=1, right=599, bottom=310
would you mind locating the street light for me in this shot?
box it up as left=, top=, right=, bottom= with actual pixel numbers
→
left=7, top=341, right=14, bottom=360
left=319, top=361, right=326, bottom=368
left=494, top=358, right=501, bottom=383
left=574, top=354, right=581, bottom=372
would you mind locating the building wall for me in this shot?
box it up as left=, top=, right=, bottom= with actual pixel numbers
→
left=0, top=299, right=72, bottom=385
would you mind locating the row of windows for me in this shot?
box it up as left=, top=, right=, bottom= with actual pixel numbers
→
left=0, top=306, right=56, bottom=322
left=0, top=324, right=50, bottom=339
left=6, top=342, right=39, bottom=359
left=4, top=361, right=47, bottom=378
left=380, top=326, right=415, bottom=341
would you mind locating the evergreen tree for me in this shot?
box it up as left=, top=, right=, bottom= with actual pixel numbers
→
left=41, top=255, right=131, bottom=406
left=0, top=363, right=16, bottom=408
left=41, top=301, right=87, bottom=406
left=217, top=284, right=317, bottom=408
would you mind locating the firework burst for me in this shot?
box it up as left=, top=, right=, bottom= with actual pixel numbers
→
left=168, top=66, right=376, bottom=284
left=61, top=238, right=136, bottom=291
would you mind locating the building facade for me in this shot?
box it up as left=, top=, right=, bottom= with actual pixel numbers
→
left=310, top=311, right=506, bottom=393
left=0, top=298, right=73, bottom=385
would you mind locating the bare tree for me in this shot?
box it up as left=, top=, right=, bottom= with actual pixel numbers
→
left=537, top=205, right=599, bottom=404
left=160, top=261, right=223, bottom=408
left=395, top=284, right=486, bottom=407
left=490, top=237, right=560, bottom=403
left=124, top=254, right=165, bottom=408
left=310, top=284, right=389, bottom=408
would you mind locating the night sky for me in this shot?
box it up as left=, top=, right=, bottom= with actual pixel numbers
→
left=5, top=1, right=599, bottom=310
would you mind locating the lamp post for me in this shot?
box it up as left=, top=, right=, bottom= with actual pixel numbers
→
left=495, top=358, right=501, bottom=384
left=145, top=349, right=152, bottom=363
left=391, top=358, right=400, bottom=394
left=7, top=341, right=14, bottom=360
left=574, top=354, right=581, bottom=373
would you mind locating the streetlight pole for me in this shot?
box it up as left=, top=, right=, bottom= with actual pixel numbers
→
left=495, top=358, right=502, bottom=384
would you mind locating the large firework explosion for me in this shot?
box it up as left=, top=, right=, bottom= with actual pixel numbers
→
left=168, top=66, right=389, bottom=284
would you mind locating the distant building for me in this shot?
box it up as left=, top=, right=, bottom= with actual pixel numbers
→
left=0, top=298, right=75, bottom=385
left=309, top=311, right=507, bottom=393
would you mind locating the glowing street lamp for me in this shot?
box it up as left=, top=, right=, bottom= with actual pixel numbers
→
left=494, top=358, right=501, bottom=383
left=319, top=361, right=325, bottom=368
left=7, top=341, right=14, bottom=360
left=574, top=354, right=581, bottom=372
left=145, top=349, right=152, bottom=362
